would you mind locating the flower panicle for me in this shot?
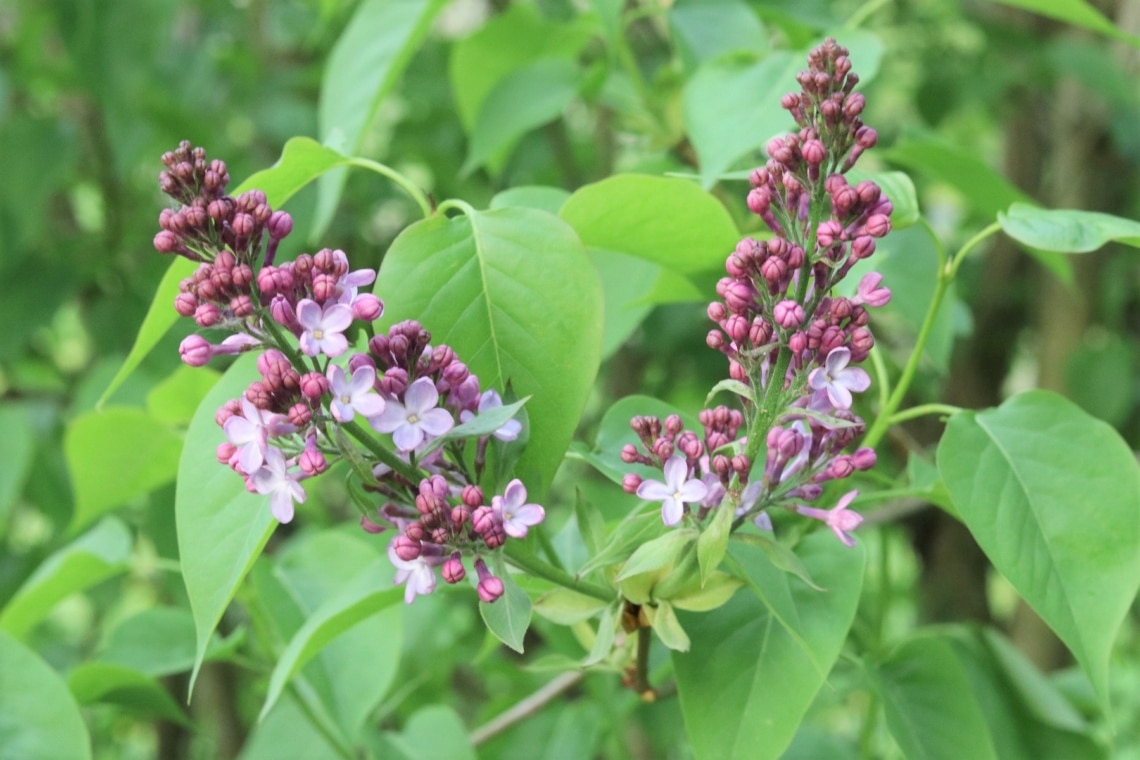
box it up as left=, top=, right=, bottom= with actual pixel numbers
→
left=154, top=142, right=531, bottom=604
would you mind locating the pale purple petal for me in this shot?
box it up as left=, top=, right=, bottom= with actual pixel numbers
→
left=662, top=456, right=690, bottom=490
left=417, top=408, right=454, bottom=437
left=348, top=366, right=377, bottom=395
left=661, top=498, right=684, bottom=526
left=839, top=366, right=871, bottom=393
left=352, top=394, right=386, bottom=418
left=679, top=479, right=709, bottom=503
left=392, top=424, right=425, bottom=452
left=826, top=381, right=854, bottom=410
left=370, top=402, right=406, bottom=433
left=321, top=303, right=354, bottom=332
left=270, top=490, right=296, bottom=523
left=404, top=377, right=439, bottom=413
left=318, top=332, right=348, bottom=358
left=637, top=480, right=673, bottom=501
left=296, top=299, right=323, bottom=329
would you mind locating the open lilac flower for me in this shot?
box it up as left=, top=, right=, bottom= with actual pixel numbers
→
left=388, top=541, right=438, bottom=604
left=851, top=272, right=892, bottom=308
left=251, top=447, right=306, bottom=523
left=459, top=389, right=522, bottom=442
left=297, top=298, right=353, bottom=357
left=796, top=490, right=863, bottom=547
left=327, top=364, right=386, bottom=423
left=808, top=347, right=871, bottom=409
left=223, top=397, right=279, bottom=473
left=637, top=455, right=709, bottom=526
left=492, top=479, right=545, bottom=538
left=371, top=377, right=455, bottom=451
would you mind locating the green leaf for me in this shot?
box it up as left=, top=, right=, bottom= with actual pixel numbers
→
left=560, top=175, right=740, bottom=276
left=314, top=0, right=446, bottom=236
left=68, top=662, right=191, bottom=726
left=582, top=602, right=618, bottom=666
left=617, top=529, right=698, bottom=581
left=146, top=366, right=221, bottom=426
left=574, top=490, right=607, bottom=557
left=260, top=557, right=403, bottom=723
left=177, top=355, right=276, bottom=694
left=449, top=4, right=596, bottom=131
left=0, top=517, right=131, bottom=640
left=240, top=695, right=344, bottom=760
left=479, top=567, right=532, bottom=654
left=667, top=571, right=744, bottom=612
left=269, top=531, right=402, bottom=740
left=937, top=390, right=1140, bottom=710
left=441, top=397, right=529, bottom=440
left=646, top=601, right=690, bottom=652
left=463, top=57, right=581, bottom=176
left=0, top=630, right=91, bottom=760
left=1065, top=333, right=1135, bottom=427
left=376, top=206, right=603, bottom=495
left=999, top=203, right=1140, bottom=253
left=670, top=0, right=767, bottom=69
left=99, top=606, right=237, bottom=677
left=577, top=510, right=662, bottom=576
left=730, top=533, right=821, bottom=590
left=696, top=503, right=734, bottom=584
left=385, top=705, right=476, bottom=760
left=682, top=52, right=796, bottom=188
left=672, top=532, right=864, bottom=760
left=705, top=378, right=755, bottom=406
left=0, top=403, right=36, bottom=531
left=490, top=186, right=571, bottom=215
left=990, top=0, right=1140, bottom=47
left=533, top=588, right=610, bottom=625
left=873, top=634, right=999, bottom=760
left=65, top=407, right=183, bottom=531
left=100, top=137, right=350, bottom=408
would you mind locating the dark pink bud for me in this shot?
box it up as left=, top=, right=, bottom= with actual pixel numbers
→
left=732, top=455, right=750, bottom=474
left=773, top=300, right=805, bottom=329
left=347, top=353, right=376, bottom=375
left=268, top=210, right=293, bottom=240
left=851, top=236, right=875, bottom=260
left=620, top=444, right=639, bottom=464
left=802, top=139, right=826, bottom=165
left=472, top=506, right=497, bottom=536
left=653, top=439, right=675, bottom=460
left=475, top=559, right=504, bottom=603
left=175, top=292, right=198, bottom=317
left=706, top=330, right=725, bottom=350
left=707, top=301, right=727, bottom=322
left=352, top=293, right=383, bottom=321
left=677, top=431, right=703, bottom=459
left=832, top=185, right=858, bottom=214
left=442, top=553, right=466, bottom=584
left=850, top=327, right=875, bottom=355
left=442, top=361, right=470, bottom=386
left=843, top=93, right=865, bottom=118
left=312, top=273, right=338, bottom=303
left=300, top=372, right=329, bottom=400
left=179, top=335, right=213, bottom=366
left=817, top=220, right=842, bottom=248
left=622, top=473, right=642, bottom=494
left=451, top=504, right=472, bottom=525
left=231, top=212, right=255, bottom=238
left=216, top=442, right=236, bottom=465
left=664, top=414, right=684, bottom=436
left=154, top=230, right=181, bottom=254
left=724, top=281, right=755, bottom=313
left=747, top=187, right=771, bottom=215
left=760, top=256, right=787, bottom=285
left=855, top=126, right=878, bottom=148
left=405, top=521, right=425, bottom=541
left=270, top=294, right=298, bottom=331
left=865, top=214, right=891, bottom=238
left=788, top=331, right=808, bottom=355
left=230, top=294, right=254, bottom=318
left=299, top=443, right=328, bottom=476
left=394, top=534, right=422, bottom=561
left=287, top=403, right=312, bottom=428
left=725, top=314, right=750, bottom=344
left=215, top=399, right=241, bottom=427
left=852, top=447, right=877, bottom=470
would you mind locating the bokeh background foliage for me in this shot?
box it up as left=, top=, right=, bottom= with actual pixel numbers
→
left=1, top=0, right=1139, bottom=758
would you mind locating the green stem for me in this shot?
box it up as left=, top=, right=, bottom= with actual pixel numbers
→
left=341, top=419, right=421, bottom=482
left=534, top=527, right=567, bottom=572
left=347, top=157, right=433, bottom=219
left=503, top=542, right=613, bottom=602
left=863, top=221, right=1001, bottom=449
left=633, top=625, right=654, bottom=699
left=288, top=680, right=358, bottom=760
left=886, top=403, right=963, bottom=426
left=436, top=198, right=477, bottom=218
left=845, top=0, right=891, bottom=29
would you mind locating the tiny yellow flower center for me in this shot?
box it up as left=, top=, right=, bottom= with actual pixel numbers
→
left=407, top=413, right=419, bottom=424
left=313, top=328, right=325, bottom=340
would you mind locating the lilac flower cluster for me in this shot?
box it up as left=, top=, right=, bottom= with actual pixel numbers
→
left=630, top=39, right=891, bottom=545
left=155, top=141, right=536, bottom=603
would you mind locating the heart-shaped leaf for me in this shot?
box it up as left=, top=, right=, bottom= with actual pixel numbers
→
left=376, top=206, right=603, bottom=496
left=999, top=203, right=1140, bottom=253
left=937, top=390, right=1140, bottom=710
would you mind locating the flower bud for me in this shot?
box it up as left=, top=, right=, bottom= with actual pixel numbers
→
left=179, top=335, right=213, bottom=366
left=268, top=210, right=293, bottom=240
left=773, top=300, right=805, bottom=329
left=622, top=473, right=642, bottom=494
left=393, top=534, right=421, bottom=562
left=352, top=293, right=383, bottom=321
left=442, top=553, right=466, bottom=584
left=360, top=514, right=386, bottom=534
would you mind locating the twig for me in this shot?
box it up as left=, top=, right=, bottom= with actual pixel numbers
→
left=469, top=671, right=584, bottom=746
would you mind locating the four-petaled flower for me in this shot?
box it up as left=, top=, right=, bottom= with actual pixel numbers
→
left=637, top=455, right=709, bottom=526
left=297, top=298, right=353, bottom=357
left=327, top=364, right=386, bottom=423
left=251, top=447, right=306, bottom=523
left=223, top=397, right=282, bottom=473
left=808, top=347, right=871, bottom=409
left=459, top=389, right=523, bottom=442
left=388, top=541, right=438, bottom=604
left=371, top=377, right=455, bottom=451
left=492, top=479, right=545, bottom=538
left=796, top=490, right=863, bottom=547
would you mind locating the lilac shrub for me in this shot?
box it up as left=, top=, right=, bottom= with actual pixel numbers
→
left=154, top=141, right=535, bottom=603
left=622, top=39, right=890, bottom=544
